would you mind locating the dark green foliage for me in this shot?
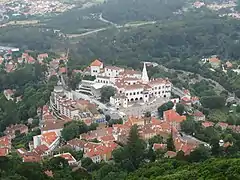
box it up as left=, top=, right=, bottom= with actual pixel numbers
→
left=0, top=64, right=56, bottom=132
left=100, top=86, right=116, bottom=103
left=158, top=101, right=174, bottom=117
left=200, top=96, right=226, bottom=109
left=166, top=135, right=175, bottom=151
left=61, top=121, right=88, bottom=141
left=175, top=103, right=185, bottom=115
left=113, top=125, right=146, bottom=171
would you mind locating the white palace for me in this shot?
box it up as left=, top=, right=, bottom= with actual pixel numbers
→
left=80, top=59, right=172, bottom=108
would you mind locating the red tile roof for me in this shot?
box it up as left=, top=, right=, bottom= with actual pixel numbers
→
left=193, top=111, right=205, bottom=117
left=0, top=148, right=9, bottom=156
left=59, top=67, right=67, bottom=74
left=100, top=135, right=115, bottom=142
left=90, top=59, right=102, bottom=67
left=164, top=110, right=186, bottom=123
left=23, top=152, right=41, bottom=162
left=54, top=153, right=77, bottom=164
left=34, top=145, right=49, bottom=155
left=165, top=151, right=177, bottom=158
left=0, top=136, right=11, bottom=148
left=41, top=132, right=58, bottom=146
left=153, top=143, right=167, bottom=151
left=216, top=122, right=228, bottom=128
left=209, top=57, right=220, bottom=64
left=202, top=121, right=214, bottom=128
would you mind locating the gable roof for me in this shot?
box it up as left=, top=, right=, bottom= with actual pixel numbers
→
left=164, top=110, right=186, bottom=123
left=90, top=59, right=102, bottom=67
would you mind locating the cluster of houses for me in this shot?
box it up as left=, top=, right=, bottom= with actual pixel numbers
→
left=201, top=56, right=240, bottom=74
left=193, top=1, right=240, bottom=19
left=0, top=50, right=69, bottom=78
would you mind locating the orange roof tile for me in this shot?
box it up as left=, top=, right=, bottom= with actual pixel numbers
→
left=153, top=143, right=166, bottom=151
left=202, top=121, right=214, bottom=128
left=209, top=57, right=220, bottom=64
left=164, top=110, right=186, bottom=123
left=90, top=59, right=102, bottom=67
left=41, top=132, right=58, bottom=146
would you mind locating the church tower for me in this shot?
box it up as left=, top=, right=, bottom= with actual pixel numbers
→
left=142, top=62, right=149, bottom=84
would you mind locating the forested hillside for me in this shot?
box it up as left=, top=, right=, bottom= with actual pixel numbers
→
left=69, top=9, right=240, bottom=96
left=91, top=0, right=187, bottom=24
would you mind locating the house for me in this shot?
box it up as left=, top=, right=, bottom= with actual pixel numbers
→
left=59, top=67, right=67, bottom=74
left=3, top=89, right=15, bottom=101
left=202, top=121, right=214, bottom=128
left=33, top=131, right=60, bottom=153
left=33, top=144, right=49, bottom=156
left=90, top=59, right=103, bottom=76
left=127, top=116, right=146, bottom=126
left=23, top=152, right=41, bottom=163
left=4, top=124, right=28, bottom=139
left=0, top=136, right=11, bottom=156
left=164, top=151, right=177, bottom=158
left=41, top=120, right=67, bottom=136
left=0, top=148, right=9, bottom=156
left=84, top=142, right=118, bottom=163
left=152, top=143, right=167, bottom=151
left=193, top=111, right=205, bottom=121
left=216, top=122, right=228, bottom=130
left=67, top=138, right=86, bottom=151
left=54, top=153, right=78, bottom=166
left=225, top=61, right=233, bottom=69
left=208, top=57, right=221, bottom=68
left=163, top=109, right=186, bottom=128
left=37, top=53, right=48, bottom=62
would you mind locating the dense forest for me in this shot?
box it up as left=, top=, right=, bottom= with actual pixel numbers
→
left=0, top=64, right=58, bottom=133
left=0, top=26, right=66, bottom=51
left=90, top=0, right=187, bottom=24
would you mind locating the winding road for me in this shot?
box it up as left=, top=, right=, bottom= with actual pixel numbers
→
left=67, top=13, right=156, bottom=39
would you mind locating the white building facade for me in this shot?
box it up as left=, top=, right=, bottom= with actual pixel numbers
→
left=85, top=60, right=172, bottom=108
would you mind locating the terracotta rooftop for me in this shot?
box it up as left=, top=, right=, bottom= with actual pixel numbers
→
left=41, top=132, right=58, bottom=146
left=67, top=138, right=86, bottom=148
left=41, top=120, right=67, bottom=132
left=0, top=148, right=9, bottom=156
left=202, top=121, right=214, bottom=128
left=164, top=110, right=186, bottom=123
left=34, top=144, right=49, bottom=155
left=165, top=151, right=177, bottom=158
left=193, top=111, right=205, bottom=117
left=23, top=152, right=41, bottom=162
left=90, top=59, right=103, bottom=67
left=209, top=57, right=220, bottom=64
left=153, top=143, right=167, bottom=151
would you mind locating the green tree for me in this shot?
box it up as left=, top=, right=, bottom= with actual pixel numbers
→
left=62, top=121, right=88, bottom=141
left=176, top=103, right=185, bottom=115
left=158, top=101, right=174, bottom=117
left=100, top=86, right=116, bottom=103
left=200, top=96, right=226, bottom=109
left=187, top=145, right=211, bottom=162
left=166, top=135, right=175, bottom=151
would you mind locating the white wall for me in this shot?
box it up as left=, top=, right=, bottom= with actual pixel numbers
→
left=91, top=66, right=101, bottom=76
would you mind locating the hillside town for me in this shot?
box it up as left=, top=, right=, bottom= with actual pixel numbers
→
left=0, top=45, right=239, bottom=175
left=193, top=0, right=240, bottom=19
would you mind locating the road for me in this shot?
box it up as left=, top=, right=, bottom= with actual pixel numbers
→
left=158, top=64, right=239, bottom=103
left=67, top=14, right=156, bottom=39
